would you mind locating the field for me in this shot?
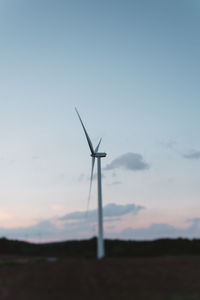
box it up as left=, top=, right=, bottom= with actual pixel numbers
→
left=0, top=256, right=200, bottom=299
left=0, top=238, right=200, bottom=299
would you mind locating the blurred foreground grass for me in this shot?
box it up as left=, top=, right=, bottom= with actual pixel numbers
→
left=141, top=292, right=200, bottom=300
left=0, top=256, right=200, bottom=300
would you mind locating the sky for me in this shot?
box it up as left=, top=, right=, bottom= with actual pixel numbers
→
left=0, top=0, right=200, bottom=242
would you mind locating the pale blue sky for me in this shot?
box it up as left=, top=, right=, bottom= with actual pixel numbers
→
left=0, top=0, right=199, bottom=240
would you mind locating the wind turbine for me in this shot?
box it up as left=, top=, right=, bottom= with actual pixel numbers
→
left=75, top=108, right=106, bottom=259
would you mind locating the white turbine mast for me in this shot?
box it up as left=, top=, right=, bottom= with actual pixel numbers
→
left=75, top=108, right=106, bottom=259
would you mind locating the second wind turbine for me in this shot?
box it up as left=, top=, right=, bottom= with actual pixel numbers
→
left=75, top=108, right=106, bottom=259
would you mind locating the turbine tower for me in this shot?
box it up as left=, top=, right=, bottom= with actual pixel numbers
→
left=75, top=108, right=106, bottom=259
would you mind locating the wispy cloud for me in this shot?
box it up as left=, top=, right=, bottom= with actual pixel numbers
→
left=105, top=153, right=150, bottom=171
left=59, top=203, right=144, bottom=221
left=159, top=139, right=177, bottom=150
left=104, top=203, right=144, bottom=217
left=0, top=220, right=58, bottom=240
left=183, top=150, right=200, bottom=160
left=115, top=218, right=200, bottom=240
left=0, top=203, right=144, bottom=241
left=1, top=217, right=200, bottom=242
left=1, top=215, right=200, bottom=242
left=159, top=140, right=200, bottom=161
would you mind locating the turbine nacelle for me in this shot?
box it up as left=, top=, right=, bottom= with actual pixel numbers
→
left=91, top=152, right=107, bottom=158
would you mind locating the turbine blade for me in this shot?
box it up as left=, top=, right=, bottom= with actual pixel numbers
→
left=86, top=157, right=95, bottom=216
left=75, top=108, right=94, bottom=155
left=95, top=138, right=102, bottom=154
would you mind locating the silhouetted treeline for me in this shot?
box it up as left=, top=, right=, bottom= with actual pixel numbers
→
left=0, top=237, right=200, bottom=257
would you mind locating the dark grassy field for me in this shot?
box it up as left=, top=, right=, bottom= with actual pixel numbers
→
left=0, top=238, right=200, bottom=299
left=0, top=256, right=200, bottom=299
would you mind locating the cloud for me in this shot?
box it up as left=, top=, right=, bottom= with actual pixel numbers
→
left=0, top=220, right=58, bottom=240
left=159, top=139, right=177, bottom=150
left=113, top=219, right=200, bottom=240
left=120, top=223, right=176, bottom=239
left=0, top=203, right=144, bottom=241
left=59, top=211, right=88, bottom=221
left=105, top=153, right=150, bottom=171
left=1, top=215, right=200, bottom=242
left=183, top=150, right=200, bottom=160
left=188, top=217, right=200, bottom=223
left=59, top=203, right=144, bottom=221
left=159, top=140, right=200, bottom=161
left=187, top=218, right=200, bottom=232
left=103, top=203, right=145, bottom=217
